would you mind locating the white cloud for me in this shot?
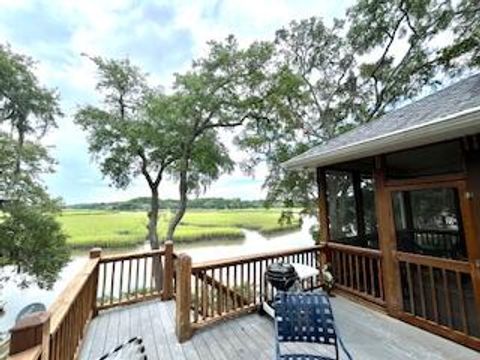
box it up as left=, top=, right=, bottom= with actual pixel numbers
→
left=1, top=0, right=354, bottom=204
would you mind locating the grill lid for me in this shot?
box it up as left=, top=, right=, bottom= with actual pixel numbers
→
left=266, top=262, right=296, bottom=277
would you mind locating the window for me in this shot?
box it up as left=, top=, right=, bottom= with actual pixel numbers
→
left=326, top=171, right=378, bottom=248
left=392, top=187, right=467, bottom=260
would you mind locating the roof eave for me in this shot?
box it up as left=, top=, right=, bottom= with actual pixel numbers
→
left=283, top=106, right=480, bottom=171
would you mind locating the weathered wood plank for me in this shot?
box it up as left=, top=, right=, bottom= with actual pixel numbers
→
left=77, top=297, right=479, bottom=360
left=163, top=301, right=201, bottom=360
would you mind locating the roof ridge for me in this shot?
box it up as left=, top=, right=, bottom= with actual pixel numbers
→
left=302, top=73, right=480, bottom=156
left=286, top=72, right=480, bottom=168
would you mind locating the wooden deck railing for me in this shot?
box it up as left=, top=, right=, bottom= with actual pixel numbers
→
left=175, top=245, right=323, bottom=341
left=8, top=243, right=175, bottom=360
left=97, top=241, right=173, bottom=310
left=396, top=251, right=478, bottom=341
left=328, top=242, right=385, bottom=306
left=49, top=251, right=100, bottom=360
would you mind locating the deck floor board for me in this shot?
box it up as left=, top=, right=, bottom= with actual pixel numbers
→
left=78, top=296, right=479, bottom=360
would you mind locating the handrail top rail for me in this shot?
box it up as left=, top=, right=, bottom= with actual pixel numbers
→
left=396, top=251, right=470, bottom=273
left=7, top=345, right=42, bottom=360
left=192, top=244, right=323, bottom=270
left=48, top=257, right=99, bottom=334
left=99, top=248, right=166, bottom=262
left=327, top=242, right=382, bottom=257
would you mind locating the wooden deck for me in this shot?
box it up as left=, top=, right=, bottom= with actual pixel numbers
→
left=78, top=296, right=479, bottom=360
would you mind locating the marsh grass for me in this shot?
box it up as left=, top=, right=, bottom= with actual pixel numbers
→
left=181, top=209, right=301, bottom=235
left=59, top=208, right=300, bottom=249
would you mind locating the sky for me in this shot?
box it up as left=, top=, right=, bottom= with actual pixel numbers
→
left=0, top=0, right=354, bottom=205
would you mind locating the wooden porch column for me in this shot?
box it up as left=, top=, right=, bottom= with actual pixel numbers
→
left=374, top=156, right=402, bottom=315
left=316, top=167, right=330, bottom=266
left=463, top=138, right=480, bottom=316
left=162, top=241, right=174, bottom=301
left=9, top=311, right=50, bottom=360
left=175, top=254, right=192, bottom=343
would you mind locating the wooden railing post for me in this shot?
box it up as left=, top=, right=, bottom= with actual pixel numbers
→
left=374, top=156, right=402, bottom=315
left=9, top=311, right=50, bottom=360
left=162, top=241, right=174, bottom=301
left=89, top=247, right=102, bottom=317
left=175, top=253, right=192, bottom=343
left=316, top=167, right=331, bottom=268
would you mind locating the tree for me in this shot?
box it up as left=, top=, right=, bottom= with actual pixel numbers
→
left=0, top=44, right=69, bottom=289
left=237, top=0, right=480, bottom=221
left=75, top=56, right=181, bottom=249
left=165, top=36, right=274, bottom=240
left=237, top=17, right=355, bottom=217
left=166, top=129, right=234, bottom=240
left=0, top=44, right=61, bottom=173
left=0, top=203, right=69, bottom=289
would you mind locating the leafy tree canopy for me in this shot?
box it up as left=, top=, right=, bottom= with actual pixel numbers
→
left=165, top=36, right=274, bottom=240
left=0, top=44, right=69, bottom=289
left=75, top=56, right=183, bottom=248
left=236, top=0, right=480, bottom=218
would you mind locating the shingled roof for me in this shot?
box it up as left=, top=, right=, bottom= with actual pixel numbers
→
left=284, top=74, right=480, bottom=170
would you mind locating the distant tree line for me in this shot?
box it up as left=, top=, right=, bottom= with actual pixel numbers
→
left=67, top=197, right=287, bottom=211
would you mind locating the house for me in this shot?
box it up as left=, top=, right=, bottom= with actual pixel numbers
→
left=284, top=73, right=480, bottom=349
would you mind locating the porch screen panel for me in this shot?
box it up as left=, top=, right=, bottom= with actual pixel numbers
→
left=392, top=187, right=467, bottom=260
left=326, top=171, right=378, bottom=249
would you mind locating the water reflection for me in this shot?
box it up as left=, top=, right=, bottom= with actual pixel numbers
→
left=0, top=217, right=315, bottom=332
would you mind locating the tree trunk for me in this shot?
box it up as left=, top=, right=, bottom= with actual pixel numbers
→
left=147, top=187, right=160, bottom=249
left=148, top=186, right=163, bottom=291
left=167, top=168, right=188, bottom=241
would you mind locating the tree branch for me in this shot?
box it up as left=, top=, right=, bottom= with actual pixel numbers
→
left=137, top=150, right=154, bottom=188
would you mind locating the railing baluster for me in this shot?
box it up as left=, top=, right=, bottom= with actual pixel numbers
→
left=369, top=258, right=374, bottom=297
left=148, top=256, right=154, bottom=293
left=143, top=257, right=148, bottom=296
left=456, top=271, right=468, bottom=333
left=259, top=260, right=264, bottom=304
left=417, top=264, right=426, bottom=318
left=429, top=266, right=438, bottom=323
left=342, top=252, right=348, bottom=286
left=239, top=263, right=244, bottom=308
left=247, top=261, right=251, bottom=305
left=355, top=255, right=360, bottom=291
left=203, top=269, right=208, bottom=320
left=442, top=268, right=453, bottom=327
left=406, top=262, right=415, bottom=314
left=218, top=267, right=223, bottom=315
left=226, top=265, right=230, bottom=313
left=252, top=261, right=256, bottom=304
left=377, top=259, right=384, bottom=300
left=361, top=256, right=367, bottom=293
left=101, top=263, right=107, bottom=306
left=128, top=259, right=132, bottom=299
left=348, top=253, right=354, bottom=288
left=210, top=268, right=215, bottom=318
left=119, top=259, right=124, bottom=303
left=135, top=258, right=140, bottom=298
left=194, top=273, right=199, bottom=323
left=233, top=264, right=237, bottom=310
left=110, top=261, right=116, bottom=305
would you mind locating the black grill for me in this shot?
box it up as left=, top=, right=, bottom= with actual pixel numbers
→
left=266, top=262, right=298, bottom=291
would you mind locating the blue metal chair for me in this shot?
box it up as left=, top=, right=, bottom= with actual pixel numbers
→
left=274, top=292, right=352, bottom=360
